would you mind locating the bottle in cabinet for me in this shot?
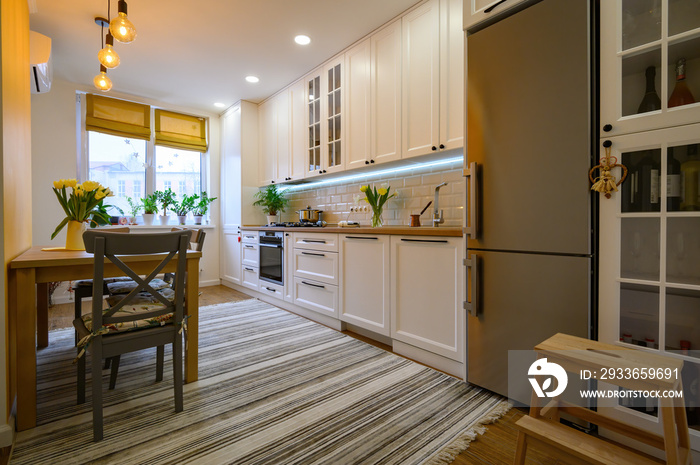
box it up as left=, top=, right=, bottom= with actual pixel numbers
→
left=681, top=145, right=700, bottom=211
left=669, top=58, right=696, bottom=108
left=623, top=150, right=661, bottom=213
left=638, top=66, right=661, bottom=113
left=667, top=154, right=682, bottom=211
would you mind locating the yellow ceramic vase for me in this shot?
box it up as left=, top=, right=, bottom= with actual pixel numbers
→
left=65, top=220, right=86, bottom=251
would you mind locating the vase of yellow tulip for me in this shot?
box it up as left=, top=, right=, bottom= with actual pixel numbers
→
left=51, top=179, right=115, bottom=250
left=360, top=183, right=396, bottom=228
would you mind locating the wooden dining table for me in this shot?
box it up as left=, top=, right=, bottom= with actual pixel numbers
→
left=8, top=245, right=202, bottom=431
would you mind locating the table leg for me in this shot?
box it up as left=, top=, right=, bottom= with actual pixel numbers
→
left=37, top=282, right=49, bottom=348
left=184, top=257, right=199, bottom=383
left=12, top=268, right=37, bottom=431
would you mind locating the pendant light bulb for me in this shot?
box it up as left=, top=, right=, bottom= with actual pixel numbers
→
left=94, top=65, right=113, bottom=92
left=109, top=0, right=137, bottom=44
left=97, top=32, right=120, bottom=68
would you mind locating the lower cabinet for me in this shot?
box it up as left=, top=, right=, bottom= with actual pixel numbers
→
left=292, top=232, right=340, bottom=317
left=241, top=265, right=259, bottom=291
left=339, top=234, right=391, bottom=336
left=259, top=281, right=284, bottom=300
left=293, top=277, right=339, bottom=318
left=390, top=235, right=464, bottom=362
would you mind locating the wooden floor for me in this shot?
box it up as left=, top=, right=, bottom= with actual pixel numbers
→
left=49, top=284, right=568, bottom=465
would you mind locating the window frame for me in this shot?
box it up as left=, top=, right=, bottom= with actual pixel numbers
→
left=77, top=93, right=209, bottom=209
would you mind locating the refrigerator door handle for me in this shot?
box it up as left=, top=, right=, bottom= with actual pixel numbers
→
left=464, top=253, right=480, bottom=317
left=464, top=162, right=478, bottom=238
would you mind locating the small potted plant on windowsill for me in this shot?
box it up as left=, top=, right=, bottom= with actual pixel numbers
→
left=253, top=185, right=288, bottom=225
left=192, top=191, right=217, bottom=225
left=173, top=194, right=199, bottom=225
left=155, top=188, right=177, bottom=225
left=141, top=194, right=158, bottom=226
left=126, top=197, right=141, bottom=225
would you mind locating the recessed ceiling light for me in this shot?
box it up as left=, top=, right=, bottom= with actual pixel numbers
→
left=245, top=75, right=260, bottom=83
left=214, top=102, right=226, bottom=108
left=294, top=35, right=311, bottom=45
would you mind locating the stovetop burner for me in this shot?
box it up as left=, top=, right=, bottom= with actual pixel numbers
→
left=265, top=221, right=326, bottom=228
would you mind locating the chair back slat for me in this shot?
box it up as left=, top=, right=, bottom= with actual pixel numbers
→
left=83, top=229, right=191, bottom=255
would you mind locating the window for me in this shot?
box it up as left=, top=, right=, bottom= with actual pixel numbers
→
left=82, top=94, right=208, bottom=218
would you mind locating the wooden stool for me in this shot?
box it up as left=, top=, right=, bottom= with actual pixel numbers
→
left=514, top=333, right=690, bottom=465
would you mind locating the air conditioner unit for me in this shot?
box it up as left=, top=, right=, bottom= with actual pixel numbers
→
left=30, top=31, right=52, bottom=94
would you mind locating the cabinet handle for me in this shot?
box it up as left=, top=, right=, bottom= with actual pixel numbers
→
left=346, top=236, right=378, bottom=240
left=484, top=0, right=507, bottom=13
left=603, top=124, right=612, bottom=132
left=370, top=159, right=375, bottom=163
left=265, top=287, right=276, bottom=292
left=302, top=239, right=326, bottom=244
left=301, top=251, right=325, bottom=257
left=603, top=140, right=612, bottom=148
left=464, top=254, right=480, bottom=317
left=365, top=160, right=370, bottom=165
left=271, top=180, right=275, bottom=184
left=400, top=238, right=448, bottom=243
left=431, top=146, right=437, bottom=151
left=301, top=280, right=325, bottom=289
left=244, top=245, right=255, bottom=249
left=464, top=161, right=478, bottom=238
left=439, top=144, right=445, bottom=149
left=244, top=267, right=254, bottom=272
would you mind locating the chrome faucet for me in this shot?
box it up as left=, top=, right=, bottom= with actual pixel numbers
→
left=433, top=182, right=448, bottom=227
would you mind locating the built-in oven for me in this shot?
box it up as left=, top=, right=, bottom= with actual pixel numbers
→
left=259, top=231, right=283, bottom=286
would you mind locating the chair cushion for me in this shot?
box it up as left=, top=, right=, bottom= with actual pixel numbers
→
left=72, top=277, right=133, bottom=289
left=80, top=288, right=177, bottom=335
left=107, top=278, right=170, bottom=295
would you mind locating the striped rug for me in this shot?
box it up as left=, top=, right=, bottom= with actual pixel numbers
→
left=12, top=300, right=509, bottom=464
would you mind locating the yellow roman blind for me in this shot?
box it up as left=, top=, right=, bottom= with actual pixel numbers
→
left=154, top=109, right=208, bottom=152
left=85, top=94, right=151, bottom=140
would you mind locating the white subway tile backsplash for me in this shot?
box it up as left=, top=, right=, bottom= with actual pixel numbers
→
left=284, top=167, right=463, bottom=227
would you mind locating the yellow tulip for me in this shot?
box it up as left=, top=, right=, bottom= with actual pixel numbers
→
left=360, top=185, right=368, bottom=193
left=82, top=180, right=100, bottom=192
left=378, top=188, right=388, bottom=196
left=75, top=187, right=84, bottom=197
left=53, top=180, right=65, bottom=189
left=65, top=179, right=78, bottom=188
left=95, top=190, right=106, bottom=200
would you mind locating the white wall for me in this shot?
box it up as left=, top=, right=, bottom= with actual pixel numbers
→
left=30, top=77, right=222, bottom=302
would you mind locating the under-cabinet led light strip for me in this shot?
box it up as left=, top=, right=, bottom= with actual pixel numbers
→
left=280, top=156, right=463, bottom=192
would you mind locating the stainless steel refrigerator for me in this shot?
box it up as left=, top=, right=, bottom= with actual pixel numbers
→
left=464, top=0, right=596, bottom=397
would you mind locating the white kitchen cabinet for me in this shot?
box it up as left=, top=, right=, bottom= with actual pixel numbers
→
left=293, top=248, right=339, bottom=286
left=283, top=231, right=294, bottom=302
left=293, top=277, right=339, bottom=318
left=462, top=0, right=529, bottom=32
left=258, top=98, right=276, bottom=186
left=339, top=234, right=391, bottom=336
left=371, top=18, right=403, bottom=165
left=292, top=232, right=339, bottom=252
left=241, top=242, right=259, bottom=268
left=304, top=55, right=346, bottom=178
left=241, top=265, right=259, bottom=291
left=345, top=38, right=372, bottom=171
left=391, top=235, right=463, bottom=361
left=600, top=0, right=700, bottom=138
left=275, top=90, right=290, bottom=183
left=402, top=0, right=463, bottom=160
left=289, top=79, right=307, bottom=181
left=220, top=102, right=259, bottom=287
left=598, top=123, right=700, bottom=449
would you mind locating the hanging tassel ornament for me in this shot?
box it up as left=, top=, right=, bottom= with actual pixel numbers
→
left=589, top=141, right=627, bottom=199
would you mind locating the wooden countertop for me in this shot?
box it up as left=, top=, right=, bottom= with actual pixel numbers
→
left=241, top=225, right=462, bottom=237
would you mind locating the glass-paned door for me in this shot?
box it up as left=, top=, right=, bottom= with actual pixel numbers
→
left=327, top=63, right=342, bottom=169
left=307, top=75, right=321, bottom=174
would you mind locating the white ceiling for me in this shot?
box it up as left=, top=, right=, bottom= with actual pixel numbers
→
left=29, top=0, right=419, bottom=114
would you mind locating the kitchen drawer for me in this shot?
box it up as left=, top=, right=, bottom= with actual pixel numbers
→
left=241, top=231, right=259, bottom=244
left=241, top=265, right=259, bottom=291
left=293, top=248, right=338, bottom=285
left=293, top=277, right=339, bottom=318
left=259, top=281, right=284, bottom=300
left=241, top=243, right=259, bottom=267
left=292, top=232, right=339, bottom=252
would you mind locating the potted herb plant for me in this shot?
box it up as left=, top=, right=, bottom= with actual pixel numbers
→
left=155, top=188, right=176, bottom=225
left=253, top=185, right=288, bottom=225
left=141, top=194, right=159, bottom=226
left=126, top=197, right=142, bottom=225
left=173, top=194, right=199, bottom=225
left=193, top=191, right=218, bottom=225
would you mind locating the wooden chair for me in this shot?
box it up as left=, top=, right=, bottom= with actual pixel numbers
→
left=74, top=229, right=191, bottom=441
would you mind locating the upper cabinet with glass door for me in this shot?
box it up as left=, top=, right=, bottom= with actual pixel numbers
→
left=601, top=0, right=700, bottom=137
left=304, top=56, right=345, bottom=178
